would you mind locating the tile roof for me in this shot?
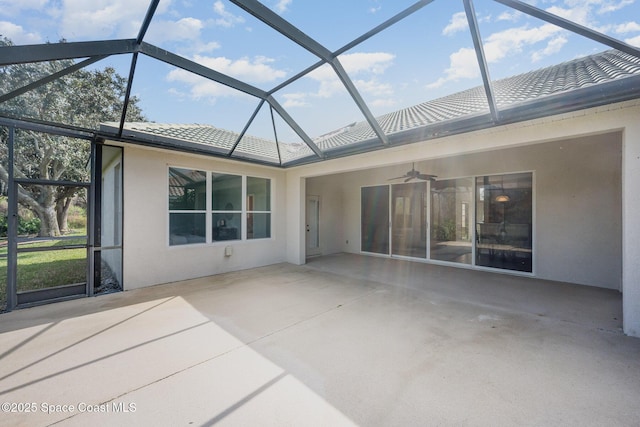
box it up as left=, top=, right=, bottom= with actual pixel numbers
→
left=101, top=49, right=640, bottom=165
left=102, top=121, right=308, bottom=163
left=314, top=49, right=640, bottom=151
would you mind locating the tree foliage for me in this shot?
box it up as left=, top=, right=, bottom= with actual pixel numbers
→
left=0, top=37, right=145, bottom=236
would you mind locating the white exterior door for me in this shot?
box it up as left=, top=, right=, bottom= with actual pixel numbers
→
left=306, top=195, right=321, bottom=257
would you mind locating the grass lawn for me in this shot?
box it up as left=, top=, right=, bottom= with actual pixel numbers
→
left=0, top=236, right=87, bottom=308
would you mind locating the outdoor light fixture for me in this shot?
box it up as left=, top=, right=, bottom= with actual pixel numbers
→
left=495, top=175, right=510, bottom=202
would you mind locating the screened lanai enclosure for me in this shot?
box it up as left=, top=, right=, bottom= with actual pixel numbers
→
left=0, top=125, right=123, bottom=310
left=1, top=0, right=640, bottom=311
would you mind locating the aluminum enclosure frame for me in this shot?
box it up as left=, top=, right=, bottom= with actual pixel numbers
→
left=1, top=0, right=640, bottom=168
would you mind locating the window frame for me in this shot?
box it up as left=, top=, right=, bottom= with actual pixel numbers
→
left=246, top=176, right=272, bottom=240
left=168, top=167, right=208, bottom=247
left=168, top=166, right=273, bottom=247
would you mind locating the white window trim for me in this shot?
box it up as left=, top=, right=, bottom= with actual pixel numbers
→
left=168, top=166, right=273, bottom=247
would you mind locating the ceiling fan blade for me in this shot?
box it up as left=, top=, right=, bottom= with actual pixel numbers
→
left=388, top=175, right=408, bottom=181
left=404, top=176, right=414, bottom=183
left=417, top=174, right=437, bottom=181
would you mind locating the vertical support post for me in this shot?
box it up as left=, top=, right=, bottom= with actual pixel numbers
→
left=87, top=140, right=98, bottom=297
left=286, top=175, right=306, bottom=265
left=6, top=126, right=17, bottom=310
left=269, top=105, right=282, bottom=165
left=623, top=121, right=640, bottom=337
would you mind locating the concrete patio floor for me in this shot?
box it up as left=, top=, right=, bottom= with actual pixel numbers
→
left=1, top=253, right=639, bottom=426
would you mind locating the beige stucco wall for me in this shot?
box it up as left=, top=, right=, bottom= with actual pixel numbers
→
left=111, top=99, right=640, bottom=336
left=286, top=99, right=640, bottom=336
left=121, top=145, right=286, bottom=290
left=307, top=133, right=622, bottom=289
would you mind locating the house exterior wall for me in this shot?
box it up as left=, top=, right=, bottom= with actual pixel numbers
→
left=112, top=99, right=640, bottom=337
left=308, top=133, right=621, bottom=289
left=121, top=145, right=286, bottom=290
left=286, top=100, right=640, bottom=336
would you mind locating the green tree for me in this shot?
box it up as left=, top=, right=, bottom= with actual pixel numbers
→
left=0, top=37, right=145, bottom=236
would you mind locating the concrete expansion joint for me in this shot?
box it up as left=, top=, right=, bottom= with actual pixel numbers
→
left=244, top=286, right=380, bottom=348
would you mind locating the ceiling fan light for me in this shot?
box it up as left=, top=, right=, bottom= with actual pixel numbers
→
left=495, top=194, right=510, bottom=203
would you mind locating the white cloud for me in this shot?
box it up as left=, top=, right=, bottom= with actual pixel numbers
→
left=428, top=0, right=637, bottom=88
left=193, top=41, right=223, bottom=54
left=304, top=52, right=395, bottom=99
left=497, top=10, right=521, bottom=22
left=370, top=98, right=397, bottom=108
left=307, top=53, right=392, bottom=82
left=0, top=0, right=48, bottom=17
left=282, top=92, right=308, bottom=108
left=483, top=23, right=561, bottom=62
left=146, top=17, right=205, bottom=44
left=354, top=79, right=394, bottom=97
left=595, top=0, right=635, bottom=14
left=428, top=20, right=564, bottom=88
left=546, top=5, right=591, bottom=26
left=0, top=20, right=42, bottom=43
left=615, top=21, right=640, bottom=33
left=532, top=36, right=568, bottom=62
left=166, top=70, right=240, bottom=100
left=443, top=12, right=467, bottom=36
left=274, top=0, right=292, bottom=14
left=59, top=0, right=167, bottom=39
left=213, top=0, right=245, bottom=28
left=427, top=47, right=479, bottom=89
left=544, top=0, right=635, bottom=26
left=190, top=54, right=286, bottom=83
left=0, top=0, right=218, bottom=47
left=282, top=52, right=396, bottom=107
left=340, top=52, right=395, bottom=75
left=626, top=34, right=640, bottom=46
left=166, top=54, right=287, bottom=101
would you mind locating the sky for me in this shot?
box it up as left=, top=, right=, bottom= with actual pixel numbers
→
left=1, top=0, right=639, bottom=143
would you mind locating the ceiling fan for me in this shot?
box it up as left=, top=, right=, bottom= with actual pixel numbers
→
left=389, top=163, right=437, bottom=182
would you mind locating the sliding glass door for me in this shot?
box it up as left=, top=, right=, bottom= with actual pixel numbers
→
left=476, top=173, right=533, bottom=272
left=361, top=185, right=389, bottom=255
left=430, top=178, right=473, bottom=264
left=391, top=183, right=427, bottom=258
left=361, top=183, right=427, bottom=258
left=360, top=172, right=533, bottom=273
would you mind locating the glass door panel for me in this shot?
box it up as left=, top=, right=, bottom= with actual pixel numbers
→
left=391, top=182, right=427, bottom=258
left=14, top=184, right=88, bottom=304
left=16, top=249, right=87, bottom=304
left=430, top=178, right=473, bottom=264
left=95, top=145, right=123, bottom=294
left=361, top=186, right=390, bottom=254
left=476, top=173, right=533, bottom=272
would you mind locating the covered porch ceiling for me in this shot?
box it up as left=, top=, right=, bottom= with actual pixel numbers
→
left=1, top=0, right=640, bottom=167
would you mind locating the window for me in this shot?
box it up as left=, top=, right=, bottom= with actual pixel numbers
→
left=169, top=168, right=271, bottom=246
left=212, top=173, right=242, bottom=241
left=246, top=176, right=271, bottom=239
left=169, top=168, right=207, bottom=246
